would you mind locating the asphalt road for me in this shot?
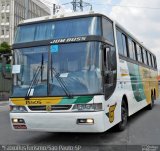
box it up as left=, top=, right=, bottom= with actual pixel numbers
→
left=0, top=100, right=160, bottom=151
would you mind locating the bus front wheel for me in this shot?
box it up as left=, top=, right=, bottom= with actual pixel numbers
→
left=115, top=100, right=128, bottom=131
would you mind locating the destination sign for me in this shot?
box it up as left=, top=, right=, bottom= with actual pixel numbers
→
left=50, top=37, right=87, bottom=44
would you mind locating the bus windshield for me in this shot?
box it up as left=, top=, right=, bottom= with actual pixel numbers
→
left=15, top=17, right=101, bottom=43
left=12, top=42, right=103, bottom=97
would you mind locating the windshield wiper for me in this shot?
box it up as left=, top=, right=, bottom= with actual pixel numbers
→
left=51, top=55, right=73, bottom=98
left=25, top=54, right=44, bottom=100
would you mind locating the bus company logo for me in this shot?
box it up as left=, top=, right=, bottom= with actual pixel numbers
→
left=109, top=103, right=117, bottom=123
left=26, top=100, right=42, bottom=105
left=46, top=105, right=52, bottom=111
left=50, top=37, right=87, bottom=44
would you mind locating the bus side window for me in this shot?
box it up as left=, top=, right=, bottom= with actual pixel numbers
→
left=150, top=54, right=153, bottom=68
left=102, top=18, right=114, bottom=44
left=128, top=38, right=136, bottom=60
left=122, top=34, right=128, bottom=57
left=103, top=47, right=110, bottom=71
left=140, top=47, right=144, bottom=63
left=149, top=53, right=152, bottom=67
left=116, top=29, right=124, bottom=55
left=151, top=55, right=154, bottom=68
left=147, top=52, right=151, bottom=67
left=136, top=45, right=142, bottom=62
left=154, top=56, right=157, bottom=69
left=143, top=49, right=147, bottom=65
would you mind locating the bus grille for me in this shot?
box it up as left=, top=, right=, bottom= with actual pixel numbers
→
left=28, top=105, right=72, bottom=111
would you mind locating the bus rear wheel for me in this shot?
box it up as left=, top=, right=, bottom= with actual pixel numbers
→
left=115, top=100, right=128, bottom=131
left=147, top=94, right=155, bottom=110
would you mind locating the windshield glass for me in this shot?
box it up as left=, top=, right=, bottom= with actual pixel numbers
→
left=15, top=17, right=101, bottom=43
left=12, top=46, right=48, bottom=97
left=49, top=42, right=102, bottom=96
left=12, top=42, right=103, bottom=97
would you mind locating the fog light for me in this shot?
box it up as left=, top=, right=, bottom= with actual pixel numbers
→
left=18, top=119, right=25, bottom=124
left=86, top=118, right=94, bottom=124
left=77, top=118, right=94, bottom=125
left=12, top=118, right=25, bottom=124
left=12, top=118, right=18, bottom=123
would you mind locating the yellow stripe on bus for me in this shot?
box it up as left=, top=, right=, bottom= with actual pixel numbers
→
left=121, top=74, right=129, bottom=77
left=11, top=97, right=63, bottom=106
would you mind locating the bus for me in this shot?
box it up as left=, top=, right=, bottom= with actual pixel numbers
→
left=8, top=12, right=158, bottom=132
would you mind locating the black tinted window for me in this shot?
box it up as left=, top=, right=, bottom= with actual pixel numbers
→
left=151, top=55, right=154, bottom=68
left=122, top=34, right=128, bottom=57
left=150, top=54, right=153, bottom=67
left=154, top=56, right=157, bottom=69
left=152, top=56, right=155, bottom=68
left=147, top=52, right=151, bottom=66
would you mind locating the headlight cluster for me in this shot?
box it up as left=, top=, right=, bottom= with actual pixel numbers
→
left=72, top=103, right=102, bottom=111
left=10, top=106, right=28, bottom=113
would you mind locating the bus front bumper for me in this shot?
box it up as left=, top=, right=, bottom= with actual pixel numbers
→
left=10, top=111, right=106, bottom=133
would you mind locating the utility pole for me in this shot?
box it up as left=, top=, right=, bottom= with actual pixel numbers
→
left=72, top=0, right=77, bottom=12
left=53, top=4, right=56, bottom=15
left=71, top=0, right=92, bottom=12
left=80, top=0, right=83, bottom=11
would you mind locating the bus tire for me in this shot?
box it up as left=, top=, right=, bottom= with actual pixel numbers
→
left=147, top=94, right=154, bottom=110
left=115, top=100, right=128, bottom=131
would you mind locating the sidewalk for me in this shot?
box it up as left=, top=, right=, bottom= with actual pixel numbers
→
left=0, top=101, right=9, bottom=106
left=0, top=101, right=9, bottom=112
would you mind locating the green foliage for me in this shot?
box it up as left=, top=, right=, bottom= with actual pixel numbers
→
left=0, top=42, right=11, bottom=63
left=0, top=42, right=11, bottom=54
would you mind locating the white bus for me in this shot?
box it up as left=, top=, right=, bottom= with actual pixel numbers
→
left=8, top=12, right=158, bottom=132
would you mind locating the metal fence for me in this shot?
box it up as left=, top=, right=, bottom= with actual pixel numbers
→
left=0, top=63, right=12, bottom=101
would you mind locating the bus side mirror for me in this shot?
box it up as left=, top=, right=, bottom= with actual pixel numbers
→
left=1, top=54, right=12, bottom=80
left=102, top=45, right=114, bottom=85
left=102, top=45, right=114, bottom=100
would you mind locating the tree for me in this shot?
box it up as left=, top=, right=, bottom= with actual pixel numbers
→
left=0, top=42, right=11, bottom=63
left=0, top=42, right=11, bottom=54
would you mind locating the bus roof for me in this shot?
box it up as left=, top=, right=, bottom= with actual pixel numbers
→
left=19, top=11, right=98, bottom=25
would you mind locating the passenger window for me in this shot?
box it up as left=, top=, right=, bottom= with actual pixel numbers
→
left=128, top=38, right=136, bottom=60
left=122, top=34, right=128, bottom=57
left=147, top=52, right=151, bottom=66
left=143, top=49, right=147, bottom=65
left=151, top=55, right=155, bottom=68
left=103, top=18, right=114, bottom=44
left=116, top=30, right=124, bottom=55
left=150, top=54, right=153, bottom=67
left=145, top=50, right=148, bottom=65
left=136, top=45, right=142, bottom=62
left=154, top=56, right=157, bottom=69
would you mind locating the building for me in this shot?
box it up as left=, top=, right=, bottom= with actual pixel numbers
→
left=0, top=0, right=50, bottom=44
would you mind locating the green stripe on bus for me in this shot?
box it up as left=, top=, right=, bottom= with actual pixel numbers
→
left=74, top=96, right=93, bottom=104
left=128, top=62, right=146, bottom=102
left=58, top=96, right=93, bottom=105
left=58, top=97, right=78, bottom=105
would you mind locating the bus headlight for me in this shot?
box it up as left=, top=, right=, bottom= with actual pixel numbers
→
left=72, top=103, right=102, bottom=111
left=10, top=105, right=28, bottom=113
